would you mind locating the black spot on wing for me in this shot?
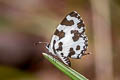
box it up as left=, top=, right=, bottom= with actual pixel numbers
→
left=77, top=20, right=85, bottom=29
left=54, top=29, right=65, bottom=40
left=69, top=11, right=78, bottom=18
left=68, top=48, right=75, bottom=57
left=71, top=30, right=82, bottom=42
left=61, top=53, right=64, bottom=56
left=76, top=45, right=80, bottom=50
left=69, top=11, right=81, bottom=19
left=56, top=42, right=63, bottom=51
left=61, top=18, right=74, bottom=26
left=53, top=40, right=57, bottom=54
left=77, top=43, right=88, bottom=59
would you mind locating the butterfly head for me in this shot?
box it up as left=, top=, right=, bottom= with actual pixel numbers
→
left=46, top=43, right=50, bottom=50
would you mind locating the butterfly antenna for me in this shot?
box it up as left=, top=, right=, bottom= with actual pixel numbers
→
left=34, top=41, right=48, bottom=46
left=83, top=52, right=92, bottom=56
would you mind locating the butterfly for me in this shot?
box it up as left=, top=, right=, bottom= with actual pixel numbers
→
left=37, top=11, right=89, bottom=66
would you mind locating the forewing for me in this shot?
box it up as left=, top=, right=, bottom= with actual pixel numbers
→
left=54, top=11, right=88, bottom=58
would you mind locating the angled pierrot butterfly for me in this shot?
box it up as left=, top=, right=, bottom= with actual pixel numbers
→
left=37, top=11, right=89, bottom=66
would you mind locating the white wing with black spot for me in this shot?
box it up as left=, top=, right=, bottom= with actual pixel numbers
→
left=46, top=11, right=88, bottom=66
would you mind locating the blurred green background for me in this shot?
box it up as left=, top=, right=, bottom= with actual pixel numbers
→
left=0, top=0, right=120, bottom=80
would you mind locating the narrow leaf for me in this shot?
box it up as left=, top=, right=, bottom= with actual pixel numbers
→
left=42, top=53, right=88, bottom=80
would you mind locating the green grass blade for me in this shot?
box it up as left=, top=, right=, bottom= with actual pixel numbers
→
left=42, top=53, right=88, bottom=80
